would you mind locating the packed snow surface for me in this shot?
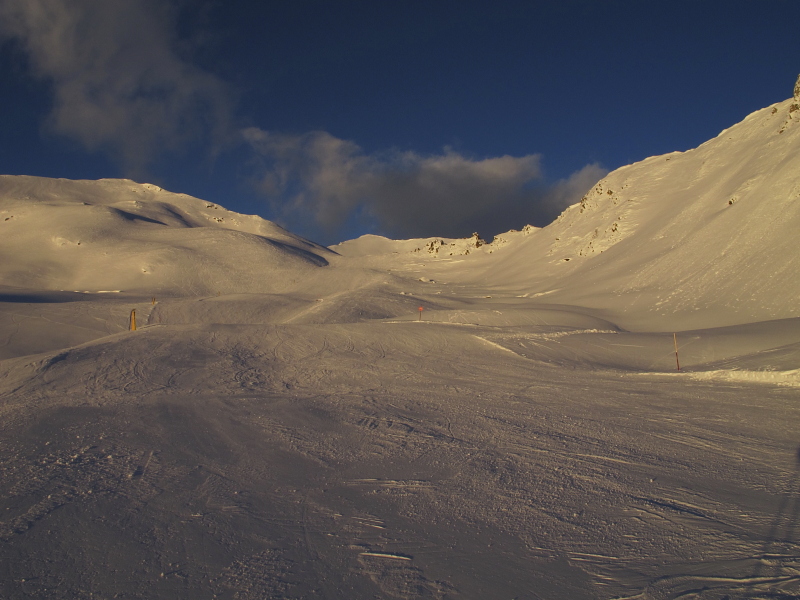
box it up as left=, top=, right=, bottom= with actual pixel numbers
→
left=0, top=92, right=799, bottom=599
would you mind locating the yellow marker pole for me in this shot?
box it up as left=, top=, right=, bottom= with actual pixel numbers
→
left=152, top=297, right=156, bottom=305
left=130, top=309, right=137, bottom=331
left=673, top=333, right=680, bottom=371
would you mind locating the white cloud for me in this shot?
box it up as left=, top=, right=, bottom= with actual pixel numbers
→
left=540, top=163, right=610, bottom=216
left=0, top=0, right=232, bottom=176
left=244, top=127, right=606, bottom=240
left=242, top=129, right=374, bottom=228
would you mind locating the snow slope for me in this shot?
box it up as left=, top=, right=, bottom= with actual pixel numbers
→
left=1, top=296, right=798, bottom=599
left=389, top=96, right=800, bottom=330
left=1, top=89, right=800, bottom=600
left=0, top=176, right=333, bottom=296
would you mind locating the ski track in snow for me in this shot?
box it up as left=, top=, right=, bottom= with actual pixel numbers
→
left=1, top=289, right=798, bottom=600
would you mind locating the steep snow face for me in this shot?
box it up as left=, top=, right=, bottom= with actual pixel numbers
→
left=455, top=96, right=800, bottom=329
left=0, top=176, right=333, bottom=295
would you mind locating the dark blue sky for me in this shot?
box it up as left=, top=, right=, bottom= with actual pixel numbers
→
left=1, top=0, right=798, bottom=244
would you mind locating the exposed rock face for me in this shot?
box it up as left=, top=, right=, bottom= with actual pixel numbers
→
left=795, top=73, right=800, bottom=100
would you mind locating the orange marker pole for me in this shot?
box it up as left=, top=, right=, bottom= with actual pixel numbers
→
left=673, top=333, right=680, bottom=371
left=130, top=309, right=137, bottom=331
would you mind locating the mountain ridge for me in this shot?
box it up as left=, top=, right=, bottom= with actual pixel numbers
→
left=426, top=95, right=800, bottom=329
left=0, top=175, right=333, bottom=295
left=2, top=91, right=799, bottom=329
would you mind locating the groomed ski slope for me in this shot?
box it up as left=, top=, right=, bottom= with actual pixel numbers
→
left=1, top=288, right=798, bottom=599
left=0, top=87, right=799, bottom=599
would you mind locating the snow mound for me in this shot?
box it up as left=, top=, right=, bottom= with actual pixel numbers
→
left=674, top=368, right=799, bottom=387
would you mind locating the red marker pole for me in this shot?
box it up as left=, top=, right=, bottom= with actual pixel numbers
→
left=418, top=306, right=424, bottom=321
left=673, top=333, right=680, bottom=371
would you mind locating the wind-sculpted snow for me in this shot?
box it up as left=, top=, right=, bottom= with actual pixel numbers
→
left=0, top=176, right=333, bottom=295
left=1, top=93, right=800, bottom=599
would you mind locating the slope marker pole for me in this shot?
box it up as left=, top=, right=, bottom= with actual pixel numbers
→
left=673, top=332, right=680, bottom=371
left=130, top=309, right=137, bottom=331
left=418, top=306, right=424, bottom=321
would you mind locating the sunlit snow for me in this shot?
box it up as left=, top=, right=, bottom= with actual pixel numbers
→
left=1, top=93, right=799, bottom=599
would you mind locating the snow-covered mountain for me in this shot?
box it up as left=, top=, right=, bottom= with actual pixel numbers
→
left=388, top=93, right=800, bottom=330
left=332, top=231, right=488, bottom=259
left=3, top=87, right=798, bottom=329
left=2, top=87, right=800, bottom=600
left=0, top=176, right=333, bottom=295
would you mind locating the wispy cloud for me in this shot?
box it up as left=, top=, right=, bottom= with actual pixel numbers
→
left=0, top=0, right=233, bottom=177
left=244, top=128, right=607, bottom=241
